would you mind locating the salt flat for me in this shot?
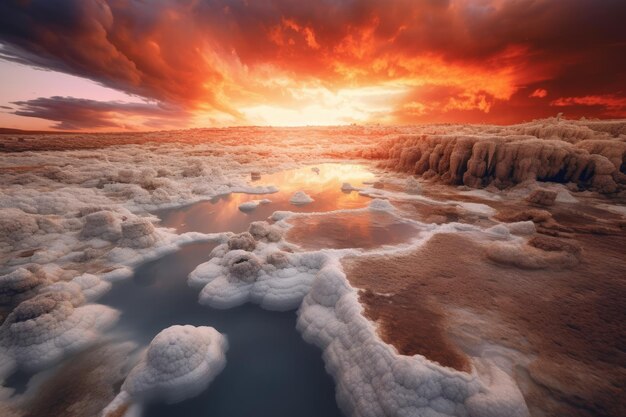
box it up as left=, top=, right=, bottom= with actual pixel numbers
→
left=0, top=118, right=625, bottom=417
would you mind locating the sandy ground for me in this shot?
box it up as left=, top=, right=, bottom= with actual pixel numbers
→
left=0, top=126, right=404, bottom=153
left=342, top=189, right=626, bottom=417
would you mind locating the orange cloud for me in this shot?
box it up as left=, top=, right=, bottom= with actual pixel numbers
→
left=12, top=96, right=190, bottom=131
left=0, top=0, right=625, bottom=129
left=270, top=18, right=321, bottom=50
left=530, top=89, right=548, bottom=98
left=551, top=95, right=626, bottom=117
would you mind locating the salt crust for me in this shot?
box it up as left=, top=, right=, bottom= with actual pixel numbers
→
left=188, top=199, right=531, bottom=417
left=290, top=191, right=314, bottom=205
left=102, top=325, right=227, bottom=416
left=3, top=120, right=620, bottom=416
left=0, top=291, right=119, bottom=379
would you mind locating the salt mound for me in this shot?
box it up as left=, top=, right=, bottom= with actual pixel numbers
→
left=0, top=291, right=119, bottom=375
left=227, top=232, right=256, bottom=252
left=231, top=184, right=278, bottom=195
left=124, top=325, right=227, bottom=402
left=290, top=191, right=314, bottom=205
left=505, top=221, right=536, bottom=236
left=78, top=206, right=109, bottom=217
left=238, top=201, right=258, bottom=212
left=0, top=208, right=39, bottom=243
left=266, top=251, right=290, bottom=268
left=117, top=168, right=137, bottom=183
left=37, top=280, right=86, bottom=305
left=248, top=221, right=282, bottom=242
left=189, top=235, right=325, bottom=311
left=103, top=325, right=227, bottom=416
left=238, top=199, right=270, bottom=212
left=368, top=198, right=395, bottom=211
left=227, top=250, right=262, bottom=282
left=81, top=211, right=121, bottom=241
left=71, top=273, right=112, bottom=301
left=485, top=224, right=511, bottom=239
left=119, top=218, right=157, bottom=248
left=0, top=267, right=50, bottom=306
left=35, top=272, right=111, bottom=303
left=181, top=161, right=207, bottom=178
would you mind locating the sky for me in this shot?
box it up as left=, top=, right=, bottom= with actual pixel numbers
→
left=0, top=0, right=625, bottom=131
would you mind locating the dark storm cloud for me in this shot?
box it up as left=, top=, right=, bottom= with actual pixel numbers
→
left=12, top=96, right=190, bottom=130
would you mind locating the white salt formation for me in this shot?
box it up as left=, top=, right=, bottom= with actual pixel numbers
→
left=226, top=232, right=256, bottom=252
left=81, top=211, right=121, bottom=241
left=70, top=273, right=112, bottom=301
left=119, top=218, right=158, bottom=248
left=238, top=201, right=258, bottom=212
left=37, top=279, right=86, bottom=303
left=289, top=191, right=314, bottom=205
left=0, top=267, right=50, bottom=306
left=364, top=119, right=626, bottom=193
left=238, top=199, right=271, bottom=212
left=102, top=325, right=227, bottom=416
left=0, top=208, right=40, bottom=244
left=248, top=221, right=282, bottom=242
left=124, top=325, right=227, bottom=402
left=189, top=222, right=324, bottom=311
left=226, top=250, right=262, bottom=282
left=0, top=120, right=624, bottom=417
left=367, top=198, right=396, bottom=212
left=231, top=184, right=279, bottom=195
left=503, top=221, right=536, bottom=236
left=297, top=260, right=529, bottom=417
left=0, top=291, right=118, bottom=377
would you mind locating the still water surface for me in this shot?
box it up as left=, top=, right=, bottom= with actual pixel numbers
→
left=156, top=163, right=376, bottom=233
left=100, top=242, right=344, bottom=417
left=12, top=163, right=418, bottom=416
left=104, top=164, right=376, bottom=416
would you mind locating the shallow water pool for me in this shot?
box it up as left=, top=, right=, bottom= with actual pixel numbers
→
left=100, top=242, right=343, bottom=417
left=9, top=162, right=421, bottom=417
left=155, top=163, right=376, bottom=234
left=286, top=210, right=420, bottom=250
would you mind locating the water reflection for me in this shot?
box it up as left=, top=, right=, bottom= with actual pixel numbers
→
left=10, top=163, right=387, bottom=417
left=99, top=242, right=344, bottom=417
left=287, top=211, right=419, bottom=250
left=156, top=163, right=375, bottom=234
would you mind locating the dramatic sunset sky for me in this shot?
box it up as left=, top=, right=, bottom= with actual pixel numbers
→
left=0, top=0, right=625, bottom=131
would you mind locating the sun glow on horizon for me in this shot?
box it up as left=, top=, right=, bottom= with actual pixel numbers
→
left=235, top=84, right=409, bottom=126
left=0, top=0, right=624, bottom=131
